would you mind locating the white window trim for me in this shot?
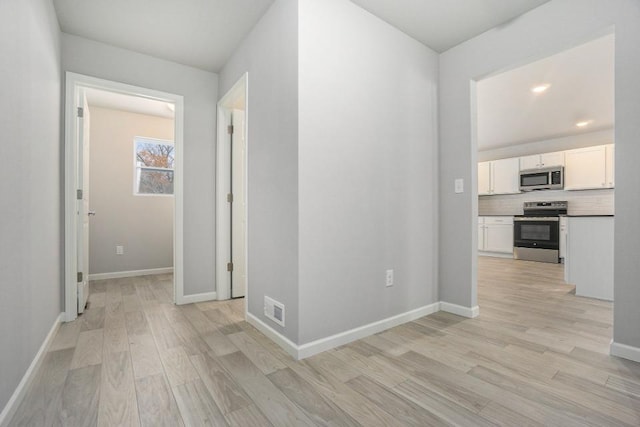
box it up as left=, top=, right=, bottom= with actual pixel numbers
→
left=133, top=136, right=175, bottom=196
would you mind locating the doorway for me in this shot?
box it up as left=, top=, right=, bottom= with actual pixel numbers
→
left=216, top=74, right=248, bottom=302
left=64, top=72, right=186, bottom=322
left=472, top=33, right=614, bottom=318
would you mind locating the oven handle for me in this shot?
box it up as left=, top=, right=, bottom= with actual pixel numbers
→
left=514, top=217, right=559, bottom=222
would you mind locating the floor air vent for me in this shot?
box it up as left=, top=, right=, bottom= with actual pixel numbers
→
left=264, top=296, right=285, bottom=327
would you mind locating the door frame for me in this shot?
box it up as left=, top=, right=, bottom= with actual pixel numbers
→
left=64, top=72, right=185, bottom=321
left=216, top=73, right=249, bottom=303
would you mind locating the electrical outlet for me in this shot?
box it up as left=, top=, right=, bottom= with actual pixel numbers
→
left=116, top=245, right=124, bottom=255
left=386, top=269, right=394, bottom=287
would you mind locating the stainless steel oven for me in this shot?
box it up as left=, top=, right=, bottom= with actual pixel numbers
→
left=513, top=201, right=567, bottom=263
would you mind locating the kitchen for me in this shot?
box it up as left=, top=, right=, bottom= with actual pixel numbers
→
left=476, top=33, right=614, bottom=302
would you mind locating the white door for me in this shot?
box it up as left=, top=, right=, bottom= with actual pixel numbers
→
left=77, top=92, right=91, bottom=313
left=564, top=145, right=607, bottom=190
left=520, top=155, right=541, bottom=170
left=491, top=157, right=520, bottom=195
left=605, top=144, right=615, bottom=188
left=540, top=151, right=565, bottom=168
left=478, top=161, right=492, bottom=195
left=231, top=110, right=246, bottom=298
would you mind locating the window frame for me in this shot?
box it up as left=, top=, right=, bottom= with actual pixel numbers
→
left=133, top=136, right=175, bottom=197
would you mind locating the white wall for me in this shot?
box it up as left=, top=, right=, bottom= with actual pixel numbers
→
left=218, top=0, right=300, bottom=341
left=62, top=34, right=218, bottom=296
left=298, top=0, right=439, bottom=343
left=89, top=107, right=174, bottom=275
left=0, top=0, right=62, bottom=413
left=438, top=0, right=640, bottom=352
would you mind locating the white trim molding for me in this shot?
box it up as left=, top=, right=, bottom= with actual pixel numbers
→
left=246, top=313, right=299, bottom=359
left=88, top=267, right=174, bottom=281
left=64, top=72, right=185, bottom=317
left=0, top=313, right=63, bottom=427
left=247, top=303, right=440, bottom=360
left=610, top=341, right=640, bottom=363
left=478, top=252, right=514, bottom=260
left=216, top=72, right=249, bottom=302
left=439, top=302, right=480, bottom=318
left=297, top=303, right=441, bottom=359
left=179, top=292, right=219, bottom=305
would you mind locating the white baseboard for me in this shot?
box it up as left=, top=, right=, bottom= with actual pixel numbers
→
left=0, top=313, right=63, bottom=427
left=88, top=267, right=174, bottom=281
left=177, top=291, right=218, bottom=305
left=246, top=312, right=299, bottom=359
left=439, top=302, right=480, bottom=318
left=610, top=341, right=640, bottom=363
left=479, top=252, right=514, bottom=259
left=247, top=303, right=440, bottom=360
left=298, top=303, right=441, bottom=359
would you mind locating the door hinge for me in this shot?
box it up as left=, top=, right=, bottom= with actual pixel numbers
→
left=227, top=125, right=234, bottom=135
left=77, top=272, right=83, bottom=282
left=77, top=107, right=84, bottom=118
left=77, top=189, right=83, bottom=200
left=227, top=193, right=233, bottom=203
left=227, top=262, right=234, bottom=272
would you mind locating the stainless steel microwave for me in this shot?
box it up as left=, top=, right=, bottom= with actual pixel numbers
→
left=519, top=166, right=563, bottom=191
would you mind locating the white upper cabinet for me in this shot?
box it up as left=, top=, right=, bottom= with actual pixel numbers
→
left=520, top=154, right=541, bottom=171
left=605, top=144, right=615, bottom=188
left=478, top=161, right=492, bottom=195
left=491, top=158, right=520, bottom=195
left=480, top=144, right=613, bottom=195
left=478, top=159, right=519, bottom=195
left=564, top=145, right=607, bottom=190
left=520, top=151, right=565, bottom=170
left=541, top=151, right=565, bottom=168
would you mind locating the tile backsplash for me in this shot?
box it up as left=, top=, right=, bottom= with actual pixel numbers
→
left=479, top=189, right=614, bottom=216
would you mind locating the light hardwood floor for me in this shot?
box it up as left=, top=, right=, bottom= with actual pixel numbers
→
left=10, top=258, right=640, bottom=426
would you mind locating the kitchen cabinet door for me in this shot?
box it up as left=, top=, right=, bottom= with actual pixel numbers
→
left=491, top=158, right=520, bottom=194
left=478, top=217, right=485, bottom=250
left=559, top=216, right=567, bottom=259
left=540, top=151, right=565, bottom=168
left=605, top=144, right=615, bottom=188
left=520, top=155, right=540, bottom=171
left=478, top=161, right=492, bottom=195
left=484, top=224, right=514, bottom=254
left=520, top=151, right=564, bottom=171
left=564, top=146, right=607, bottom=190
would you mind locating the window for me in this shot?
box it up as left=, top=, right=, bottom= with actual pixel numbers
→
left=134, top=137, right=174, bottom=195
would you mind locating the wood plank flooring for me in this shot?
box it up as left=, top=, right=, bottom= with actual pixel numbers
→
left=10, top=260, right=640, bottom=426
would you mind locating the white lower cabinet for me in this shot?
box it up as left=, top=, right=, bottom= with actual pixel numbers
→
left=478, top=216, right=514, bottom=257
left=559, top=216, right=567, bottom=260
left=565, top=217, right=613, bottom=301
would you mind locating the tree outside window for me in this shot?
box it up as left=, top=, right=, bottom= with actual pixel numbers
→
left=134, top=137, right=174, bottom=195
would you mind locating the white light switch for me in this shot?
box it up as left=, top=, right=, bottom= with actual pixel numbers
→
left=454, top=178, right=464, bottom=194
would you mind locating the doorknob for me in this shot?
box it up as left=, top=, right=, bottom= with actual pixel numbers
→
left=88, top=210, right=96, bottom=216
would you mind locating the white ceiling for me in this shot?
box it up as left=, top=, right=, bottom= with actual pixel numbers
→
left=349, top=0, right=550, bottom=52
left=85, top=88, right=175, bottom=119
left=53, top=0, right=552, bottom=73
left=60, top=2, right=612, bottom=152
left=53, top=0, right=274, bottom=72
left=477, top=34, right=614, bottom=151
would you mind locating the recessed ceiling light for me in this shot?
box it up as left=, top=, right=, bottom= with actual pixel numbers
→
left=576, top=120, right=593, bottom=128
left=531, top=84, right=551, bottom=94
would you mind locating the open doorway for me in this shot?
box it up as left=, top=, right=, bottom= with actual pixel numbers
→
left=216, top=74, right=248, bottom=303
left=64, top=73, right=186, bottom=321
left=472, top=33, right=614, bottom=325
